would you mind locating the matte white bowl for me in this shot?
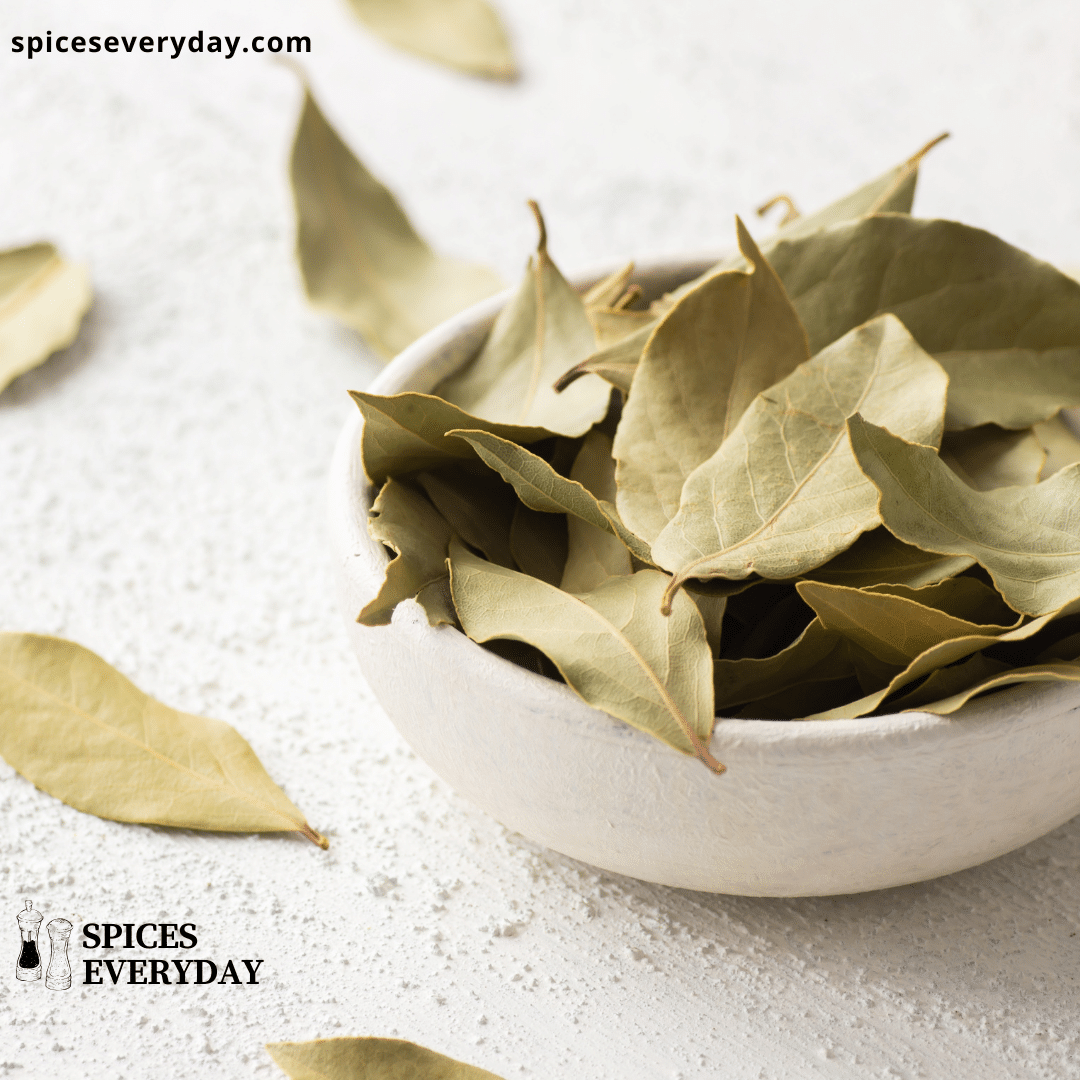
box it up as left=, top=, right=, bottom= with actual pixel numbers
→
left=328, top=257, right=1080, bottom=896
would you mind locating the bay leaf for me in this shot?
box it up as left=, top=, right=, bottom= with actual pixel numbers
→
left=798, top=527, right=974, bottom=589
left=449, top=540, right=721, bottom=770
left=561, top=430, right=633, bottom=593
left=416, top=464, right=517, bottom=569
left=806, top=598, right=1080, bottom=719
left=0, top=242, right=91, bottom=394
left=613, top=218, right=810, bottom=544
left=849, top=414, right=1080, bottom=616
left=435, top=203, right=610, bottom=436
left=291, top=88, right=502, bottom=359
left=909, top=660, right=1080, bottom=715
left=767, top=215, right=1080, bottom=363
left=1034, top=411, right=1080, bottom=479
left=737, top=675, right=868, bottom=720
left=359, top=478, right=455, bottom=626
left=0, top=634, right=327, bottom=847
left=687, top=589, right=726, bottom=657
left=588, top=307, right=656, bottom=349
left=796, top=579, right=1021, bottom=668
left=267, top=1036, right=504, bottom=1079
left=349, top=389, right=551, bottom=485
left=939, top=425, right=1046, bottom=490
left=552, top=322, right=653, bottom=395
left=935, top=350, right=1080, bottom=431
left=651, top=314, right=948, bottom=605
left=582, top=261, right=635, bottom=309
left=509, top=503, right=567, bottom=586
left=448, top=427, right=653, bottom=563
left=887, top=652, right=1010, bottom=712
left=345, top=0, right=517, bottom=81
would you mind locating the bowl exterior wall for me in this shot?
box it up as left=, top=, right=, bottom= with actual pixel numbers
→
left=330, top=259, right=1080, bottom=895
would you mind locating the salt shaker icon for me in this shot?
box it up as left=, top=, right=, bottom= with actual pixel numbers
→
left=16, top=900, right=42, bottom=982
left=46, top=918, right=73, bottom=991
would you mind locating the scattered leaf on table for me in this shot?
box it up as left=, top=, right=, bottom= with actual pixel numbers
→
left=561, top=431, right=633, bottom=593
left=0, top=634, right=327, bottom=847
left=436, top=203, right=610, bottom=436
left=613, top=218, right=810, bottom=544
left=349, top=389, right=552, bottom=484
left=796, top=579, right=1021, bottom=668
left=1034, top=412, right=1080, bottom=479
left=267, top=1036, right=504, bottom=1080
left=509, top=503, right=567, bottom=585
left=359, top=479, right=455, bottom=626
left=417, top=464, right=518, bottom=569
left=939, top=425, right=1046, bottom=490
left=291, top=88, right=502, bottom=359
left=345, top=0, right=517, bottom=81
left=798, top=527, right=974, bottom=589
left=935, top=350, right=1080, bottom=431
left=449, top=541, right=721, bottom=769
left=651, top=314, right=948, bottom=605
left=0, top=242, right=91, bottom=394
left=849, top=414, right=1080, bottom=616
left=766, top=215, right=1080, bottom=359
left=449, top=427, right=653, bottom=563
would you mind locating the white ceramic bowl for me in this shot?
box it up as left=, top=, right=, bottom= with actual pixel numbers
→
left=328, top=257, right=1080, bottom=896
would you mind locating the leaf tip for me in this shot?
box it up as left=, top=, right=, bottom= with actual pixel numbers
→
left=301, top=824, right=330, bottom=850
left=527, top=200, right=547, bottom=255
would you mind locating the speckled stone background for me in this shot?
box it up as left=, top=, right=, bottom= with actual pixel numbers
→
left=2, top=1, right=1080, bottom=1077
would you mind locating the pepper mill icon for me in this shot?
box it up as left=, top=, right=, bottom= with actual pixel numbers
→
left=16, top=900, right=42, bottom=982
left=46, top=919, right=72, bottom=991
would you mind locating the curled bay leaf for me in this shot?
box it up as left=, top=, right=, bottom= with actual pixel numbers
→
left=588, top=307, right=655, bottom=349
left=345, top=0, right=517, bottom=81
left=939, top=425, right=1046, bottom=490
left=291, top=88, right=502, bottom=359
left=582, top=261, right=635, bottom=309
left=416, top=464, right=517, bottom=569
left=849, top=414, right=1080, bottom=616
left=798, top=528, right=974, bottom=589
left=553, top=322, right=653, bottom=395
left=0, top=242, right=91, bottom=394
left=349, top=389, right=551, bottom=484
left=0, top=634, right=327, bottom=847
left=651, top=314, right=947, bottom=605
left=267, top=1036, right=504, bottom=1079
left=359, top=478, right=455, bottom=626
left=912, top=661, right=1080, bottom=714
left=613, top=218, right=810, bottom=544
left=449, top=540, right=721, bottom=770
left=436, top=203, right=610, bottom=436
left=509, top=503, right=567, bottom=586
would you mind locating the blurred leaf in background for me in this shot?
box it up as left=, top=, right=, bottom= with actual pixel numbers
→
left=267, top=1036, right=506, bottom=1078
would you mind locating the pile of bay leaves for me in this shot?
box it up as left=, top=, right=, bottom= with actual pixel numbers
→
left=353, top=142, right=1080, bottom=774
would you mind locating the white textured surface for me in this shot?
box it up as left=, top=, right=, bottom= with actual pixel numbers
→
left=2, top=0, right=1080, bottom=1076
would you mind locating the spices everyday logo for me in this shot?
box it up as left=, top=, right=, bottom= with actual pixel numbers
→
left=14, top=898, right=263, bottom=988
left=15, top=900, right=72, bottom=990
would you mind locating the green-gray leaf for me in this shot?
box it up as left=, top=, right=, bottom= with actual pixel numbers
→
left=359, top=479, right=455, bottom=626
left=1034, top=412, right=1080, bottom=479
left=849, top=414, right=1080, bottom=616
left=939, top=425, right=1046, bottom=490
left=553, top=322, right=654, bottom=395
left=651, top=314, right=948, bottom=603
left=612, top=218, right=809, bottom=544
left=349, top=389, right=551, bottom=485
left=416, top=464, right=517, bottom=569
left=291, top=88, right=502, bottom=359
left=267, top=1036, right=504, bottom=1079
left=449, top=541, right=721, bottom=770
left=435, top=204, right=610, bottom=436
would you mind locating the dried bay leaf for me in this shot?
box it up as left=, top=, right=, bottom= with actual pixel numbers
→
left=887, top=652, right=1010, bottom=712
left=850, top=414, right=1080, bottom=616
left=561, top=431, right=633, bottom=593
left=359, top=478, right=455, bottom=626
left=416, top=464, right=517, bottom=569
left=436, top=204, right=610, bottom=436
left=588, top=307, right=655, bottom=349
left=553, top=322, right=653, bottom=395
left=613, top=219, right=810, bottom=545
left=0, top=634, right=327, bottom=847
left=796, top=580, right=1021, bottom=668
left=449, top=428, right=653, bottom=563
left=939, top=425, right=1046, bottom=490
left=449, top=541, right=721, bottom=770
left=0, top=242, right=91, bottom=394
left=291, top=89, right=501, bottom=359
left=1034, top=412, right=1080, bottom=479
left=652, top=314, right=948, bottom=605
left=737, top=675, right=867, bottom=720
left=906, top=660, right=1080, bottom=715
left=509, top=503, right=567, bottom=586
left=798, top=528, right=974, bottom=589
left=349, top=389, right=551, bottom=485
left=267, top=1036, right=504, bottom=1080
left=582, top=261, right=635, bottom=310
left=345, top=0, right=517, bottom=81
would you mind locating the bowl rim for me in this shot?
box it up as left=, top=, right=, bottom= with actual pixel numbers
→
left=330, top=252, right=1072, bottom=760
